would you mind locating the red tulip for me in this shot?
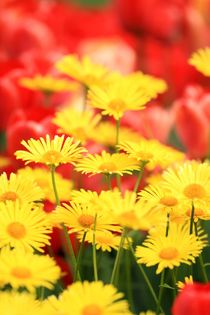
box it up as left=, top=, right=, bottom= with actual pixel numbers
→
left=172, top=283, right=210, bottom=315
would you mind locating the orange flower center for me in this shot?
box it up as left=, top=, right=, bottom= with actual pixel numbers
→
left=11, top=267, right=31, bottom=279
left=72, top=127, right=87, bottom=141
left=82, top=304, right=102, bottom=315
left=7, top=222, right=26, bottom=239
left=136, top=151, right=153, bottom=161
left=0, top=191, right=18, bottom=202
left=99, top=162, right=116, bottom=172
left=43, top=150, right=62, bottom=165
left=109, top=99, right=126, bottom=111
left=160, top=196, right=178, bottom=207
left=186, top=208, right=204, bottom=218
left=184, top=184, right=206, bottom=199
left=159, top=247, right=179, bottom=260
left=78, top=214, right=95, bottom=228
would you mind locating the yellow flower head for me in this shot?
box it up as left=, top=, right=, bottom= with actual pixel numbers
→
left=135, top=223, right=206, bottom=274
left=45, top=281, right=133, bottom=315
left=18, top=167, right=73, bottom=203
left=162, top=161, right=210, bottom=203
left=128, top=71, right=168, bottom=98
left=0, top=201, right=51, bottom=252
left=0, top=247, right=61, bottom=292
left=75, top=150, right=140, bottom=176
left=53, top=107, right=101, bottom=143
left=77, top=230, right=127, bottom=252
left=87, top=77, right=152, bottom=120
left=15, top=135, right=86, bottom=167
left=0, top=172, right=44, bottom=204
left=177, top=275, right=193, bottom=291
left=55, top=54, right=110, bottom=88
left=0, top=291, right=42, bottom=315
left=91, top=121, right=142, bottom=147
left=189, top=47, right=210, bottom=76
left=19, top=74, right=78, bottom=94
left=118, top=139, right=185, bottom=170
left=53, top=201, right=121, bottom=235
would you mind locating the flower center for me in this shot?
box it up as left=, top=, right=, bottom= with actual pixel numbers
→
left=82, top=304, right=103, bottom=315
left=159, top=247, right=179, bottom=260
left=136, top=151, right=153, bottom=161
left=0, top=191, right=18, bottom=202
left=78, top=214, right=95, bottom=228
left=11, top=267, right=31, bottom=279
left=7, top=222, right=26, bottom=239
left=184, top=184, right=206, bottom=199
left=42, top=150, right=62, bottom=165
left=72, top=127, right=87, bottom=141
left=186, top=208, right=204, bottom=218
left=99, top=162, right=116, bottom=172
left=109, top=99, right=126, bottom=111
left=160, top=196, right=178, bottom=207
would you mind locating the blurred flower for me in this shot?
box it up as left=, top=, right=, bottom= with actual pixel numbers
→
left=189, top=47, right=210, bottom=76
left=172, top=282, right=210, bottom=315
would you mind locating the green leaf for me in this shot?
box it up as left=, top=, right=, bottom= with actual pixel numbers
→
left=159, top=283, right=175, bottom=290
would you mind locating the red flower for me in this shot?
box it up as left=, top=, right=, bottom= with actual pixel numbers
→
left=172, top=283, right=210, bottom=315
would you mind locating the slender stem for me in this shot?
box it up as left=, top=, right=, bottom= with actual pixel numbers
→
left=93, top=214, right=98, bottom=281
left=74, top=231, right=87, bottom=281
left=156, top=270, right=165, bottom=315
left=106, top=174, right=112, bottom=190
left=171, top=269, right=177, bottom=299
left=189, top=202, right=195, bottom=234
left=133, top=161, right=147, bottom=193
left=125, top=250, right=134, bottom=312
left=127, top=237, right=163, bottom=313
left=166, top=212, right=170, bottom=237
left=50, top=164, right=80, bottom=281
left=194, top=222, right=208, bottom=283
left=110, top=228, right=126, bottom=285
left=82, top=86, right=88, bottom=112
left=115, top=118, right=121, bottom=148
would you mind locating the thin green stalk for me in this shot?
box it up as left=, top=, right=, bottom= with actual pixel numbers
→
left=82, top=86, right=88, bottom=112
left=74, top=231, right=87, bottom=281
left=110, top=228, right=126, bottom=285
left=93, top=214, right=98, bottom=281
left=115, top=118, right=122, bottom=191
left=194, top=222, right=208, bottom=283
left=133, top=161, right=147, bottom=193
left=171, top=269, right=177, bottom=299
left=156, top=270, right=165, bottom=315
left=166, top=212, right=170, bottom=237
left=50, top=164, right=80, bottom=280
left=189, top=202, right=195, bottom=234
left=106, top=174, right=112, bottom=190
left=127, top=237, right=163, bottom=313
left=125, top=250, right=134, bottom=312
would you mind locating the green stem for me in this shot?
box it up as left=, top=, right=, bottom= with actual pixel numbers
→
left=133, top=161, right=147, bottom=193
left=189, top=202, right=195, bottom=234
left=106, top=174, right=112, bottom=190
left=194, top=222, right=208, bottom=283
left=50, top=164, right=80, bottom=281
left=83, top=86, right=88, bottom=112
left=93, top=214, right=98, bottom=281
left=171, top=269, right=177, bottom=299
left=125, top=250, right=134, bottom=312
left=74, top=231, right=87, bottom=281
left=110, top=228, right=126, bottom=285
left=156, top=270, right=165, bottom=315
left=115, top=118, right=121, bottom=148
left=127, top=237, right=163, bottom=313
left=166, top=212, right=170, bottom=237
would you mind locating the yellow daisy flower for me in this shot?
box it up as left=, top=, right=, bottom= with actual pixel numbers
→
left=0, top=247, right=61, bottom=292
left=0, top=201, right=51, bottom=252
left=0, top=292, right=42, bottom=315
left=15, top=135, right=86, bottom=167
left=189, top=47, right=210, bottom=76
left=118, top=139, right=185, bottom=170
left=53, top=107, right=101, bottom=143
left=75, top=151, right=140, bottom=176
left=182, top=199, right=210, bottom=222
left=91, top=121, right=142, bottom=147
left=19, top=74, right=78, bottom=94
left=162, top=161, right=210, bottom=203
left=45, top=281, right=133, bottom=315
left=139, top=184, right=180, bottom=215
left=0, top=172, right=44, bottom=204
left=177, top=275, right=193, bottom=291
left=77, top=230, right=128, bottom=252
left=135, top=223, right=206, bottom=274
left=18, top=167, right=73, bottom=203
left=87, top=77, right=152, bottom=120
left=128, top=71, right=167, bottom=97
left=55, top=54, right=110, bottom=88
left=53, top=201, right=121, bottom=235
